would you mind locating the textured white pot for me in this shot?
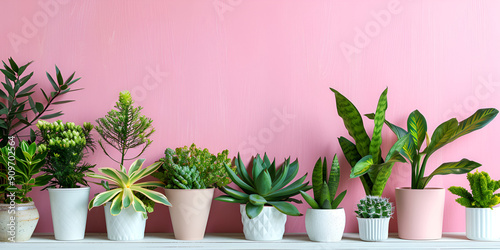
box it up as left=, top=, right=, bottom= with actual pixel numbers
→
left=0, top=201, right=39, bottom=242
left=104, top=202, right=147, bottom=241
left=466, top=207, right=500, bottom=241
left=49, top=187, right=90, bottom=240
left=357, top=217, right=390, bottom=241
left=240, top=204, right=287, bottom=241
left=305, top=208, right=345, bottom=242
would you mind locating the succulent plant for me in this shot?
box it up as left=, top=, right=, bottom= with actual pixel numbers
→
left=449, top=171, right=500, bottom=209
left=355, top=196, right=393, bottom=218
left=215, top=153, right=311, bottom=219
left=163, top=165, right=205, bottom=189
left=300, top=155, right=347, bottom=209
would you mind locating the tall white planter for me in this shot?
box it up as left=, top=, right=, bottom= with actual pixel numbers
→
left=48, top=187, right=90, bottom=240
left=466, top=207, right=500, bottom=241
left=0, top=202, right=39, bottom=242
left=305, top=208, right=345, bottom=242
left=357, top=217, right=390, bottom=241
left=104, top=203, right=147, bottom=241
left=240, top=204, right=286, bottom=241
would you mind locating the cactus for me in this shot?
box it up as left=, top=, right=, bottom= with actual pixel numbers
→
left=448, top=171, right=500, bottom=209
left=300, top=155, right=347, bottom=209
left=355, top=196, right=393, bottom=218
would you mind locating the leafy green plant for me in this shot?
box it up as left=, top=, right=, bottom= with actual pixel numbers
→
left=449, top=171, right=500, bottom=209
left=153, top=144, right=233, bottom=189
left=368, top=108, right=498, bottom=189
left=215, top=153, right=311, bottom=219
left=300, top=155, right=347, bottom=209
left=355, top=196, right=393, bottom=218
left=87, top=159, right=171, bottom=216
left=36, top=120, right=95, bottom=189
left=95, top=90, right=154, bottom=166
left=331, top=88, right=410, bottom=196
left=0, top=140, right=51, bottom=203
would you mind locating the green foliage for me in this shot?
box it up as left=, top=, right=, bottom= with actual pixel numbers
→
left=37, top=120, right=95, bottom=189
left=87, top=159, right=171, bottom=216
left=0, top=140, right=51, bottom=203
left=153, top=144, right=233, bottom=189
left=331, top=88, right=409, bottom=196
left=215, top=153, right=312, bottom=219
left=370, top=109, right=498, bottom=189
left=300, top=155, right=347, bottom=209
left=448, top=171, right=500, bottom=208
left=355, top=196, right=393, bottom=218
left=95, top=91, right=154, bottom=166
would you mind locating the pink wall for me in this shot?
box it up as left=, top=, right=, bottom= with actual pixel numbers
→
left=1, top=0, right=499, bottom=234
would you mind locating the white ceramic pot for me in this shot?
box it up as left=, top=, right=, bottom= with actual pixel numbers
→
left=305, top=208, right=345, bottom=242
left=466, top=207, right=500, bottom=241
left=104, top=202, right=147, bottom=241
left=48, top=187, right=90, bottom=240
left=0, top=201, right=39, bottom=242
left=240, top=204, right=287, bottom=241
left=357, top=217, right=390, bottom=241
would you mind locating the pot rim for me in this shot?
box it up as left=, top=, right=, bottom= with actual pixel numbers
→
left=164, top=187, right=215, bottom=191
left=48, top=186, right=91, bottom=192
left=396, top=187, right=445, bottom=191
left=465, top=206, right=500, bottom=210
left=307, top=207, right=345, bottom=211
left=0, top=201, right=35, bottom=206
left=356, top=217, right=391, bottom=221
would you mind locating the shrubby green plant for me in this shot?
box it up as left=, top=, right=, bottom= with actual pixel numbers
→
left=355, top=196, right=393, bottom=218
left=449, top=171, right=500, bottom=209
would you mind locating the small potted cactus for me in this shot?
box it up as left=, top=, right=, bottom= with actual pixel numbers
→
left=448, top=171, right=500, bottom=240
left=355, top=196, right=393, bottom=241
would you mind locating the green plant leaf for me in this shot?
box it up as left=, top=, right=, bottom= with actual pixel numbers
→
left=407, top=110, right=427, bottom=151
left=131, top=186, right=171, bottom=206
left=128, top=158, right=146, bottom=176
left=312, top=157, right=323, bottom=200
left=252, top=155, right=264, bottom=181
left=268, top=201, right=301, bottom=216
left=248, top=194, right=267, bottom=205
left=369, top=87, right=388, bottom=165
left=214, top=195, right=245, bottom=203
left=331, top=190, right=347, bottom=209
left=351, top=155, right=373, bottom=178
left=236, top=153, right=254, bottom=187
left=318, top=182, right=332, bottom=209
left=328, top=155, right=340, bottom=201
left=46, top=72, right=59, bottom=91
left=132, top=195, right=147, bottom=213
left=370, top=162, right=395, bottom=196
left=255, top=170, right=272, bottom=195
left=418, top=159, right=481, bottom=189
left=220, top=186, right=249, bottom=200
left=224, top=163, right=256, bottom=193
left=300, top=190, right=319, bottom=209
left=122, top=187, right=133, bottom=208
left=40, top=111, right=63, bottom=119
left=450, top=108, right=498, bottom=142
left=245, top=203, right=264, bottom=219
left=90, top=188, right=122, bottom=208
left=110, top=192, right=124, bottom=215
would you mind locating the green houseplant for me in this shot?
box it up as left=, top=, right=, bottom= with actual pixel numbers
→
left=355, top=196, right=393, bottom=241
left=215, top=153, right=311, bottom=241
left=300, top=155, right=347, bottom=242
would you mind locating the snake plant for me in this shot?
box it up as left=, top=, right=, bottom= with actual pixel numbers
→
left=215, top=153, right=311, bottom=219
left=449, top=171, right=500, bottom=208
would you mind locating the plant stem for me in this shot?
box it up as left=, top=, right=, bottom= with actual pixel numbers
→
left=417, top=155, right=430, bottom=189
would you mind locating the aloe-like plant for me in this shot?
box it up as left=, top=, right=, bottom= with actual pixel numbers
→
left=87, top=159, right=171, bottom=216
left=355, top=196, right=393, bottom=218
left=368, top=108, right=498, bottom=189
left=300, top=155, right=347, bottom=209
left=215, top=153, right=311, bottom=219
left=331, top=88, right=410, bottom=196
left=449, top=171, right=500, bottom=209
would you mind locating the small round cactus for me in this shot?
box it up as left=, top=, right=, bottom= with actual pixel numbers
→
left=355, top=196, right=393, bottom=218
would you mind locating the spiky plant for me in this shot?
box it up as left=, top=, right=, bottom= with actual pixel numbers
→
left=355, top=196, right=393, bottom=218
left=449, top=171, right=500, bottom=209
left=215, top=153, right=311, bottom=219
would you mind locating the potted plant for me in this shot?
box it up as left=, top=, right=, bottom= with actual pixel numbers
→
left=331, top=88, right=410, bottom=196
left=449, top=171, right=500, bottom=240
left=0, top=140, right=51, bottom=242
left=87, top=159, right=171, bottom=241
left=374, top=108, right=498, bottom=239
left=300, top=155, right=347, bottom=242
left=36, top=120, right=95, bottom=240
left=355, top=196, right=393, bottom=241
left=152, top=144, right=233, bottom=240
left=215, top=153, right=311, bottom=241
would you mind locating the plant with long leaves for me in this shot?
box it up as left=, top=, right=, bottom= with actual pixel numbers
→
left=449, top=171, right=500, bottom=209
left=331, top=88, right=410, bottom=196
left=87, top=159, right=171, bottom=216
left=366, top=108, right=498, bottom=189
left=215, top=153, right=311, bottom=219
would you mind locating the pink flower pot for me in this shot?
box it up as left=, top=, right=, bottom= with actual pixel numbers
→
left=395, top=187, right=445, bottom=240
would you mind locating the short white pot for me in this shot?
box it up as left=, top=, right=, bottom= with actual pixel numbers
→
left=49, top=187, right=90, bottom=240
left=357, top=217, right=390, bottom=241
left=240, top=204, right=287, bottom=241
left=466, top=207, right=500, bottom=241
left=0, top=201, right=39, bottom=242
left=305, top=208, right=345, bottom=242
left=104, top=202, right=147, bottom=241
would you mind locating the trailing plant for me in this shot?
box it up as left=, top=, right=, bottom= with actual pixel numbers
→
left=300, top=155, right=347, bottom=209
left=37, top=120, right=95, bottom=189
left=448, top=171, right=500, bottom=209
left=331, top=88, right=410, bottom=196
left=355, top=196, right=393, bottom=218
left=215, top=153, right=311, bottom=219
left=95, top=90, right=154, bottom=166
left=367, top=108, right=498, bottom=189
left=87, top=159, right=171, bottom=216
left=153, top=144, right=233, bottom=189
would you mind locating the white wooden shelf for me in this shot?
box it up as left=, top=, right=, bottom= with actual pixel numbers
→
left=1, top=233, right=500, bottom=249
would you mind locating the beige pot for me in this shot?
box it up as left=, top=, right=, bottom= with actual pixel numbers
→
left=395, top=187, right=445, bottom=240
left=0, top=201, right=39, bottom=242
left=164, top=188, right=214, bottom=240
